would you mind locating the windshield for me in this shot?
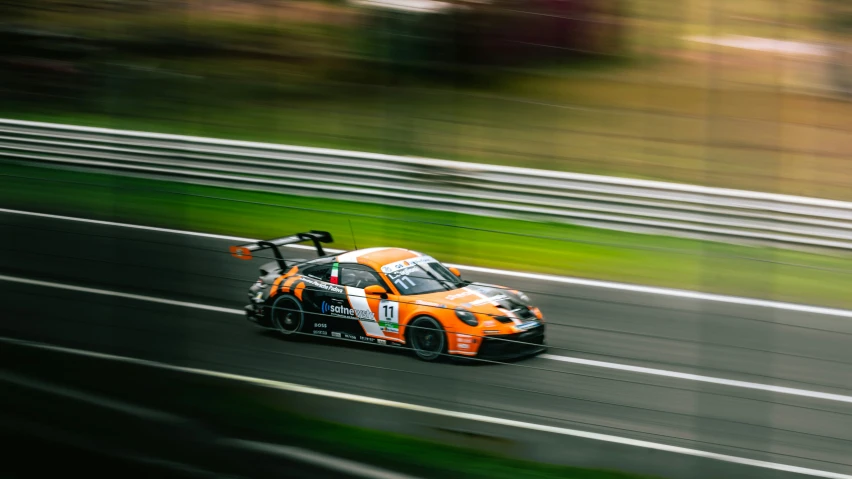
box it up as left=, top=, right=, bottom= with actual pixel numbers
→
left=381, top=257, right=464, bottom=295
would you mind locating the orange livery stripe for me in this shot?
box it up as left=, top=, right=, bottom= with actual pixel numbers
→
left=294, top=281, right=306, bottom=301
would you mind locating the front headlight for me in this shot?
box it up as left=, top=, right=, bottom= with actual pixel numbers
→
left=455, top=308, right=478, bottom=326
left=530, top=306, right=543, bottom=320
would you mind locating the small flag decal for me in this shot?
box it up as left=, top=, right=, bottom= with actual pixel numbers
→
left=330, top=262, right=339, bottom=284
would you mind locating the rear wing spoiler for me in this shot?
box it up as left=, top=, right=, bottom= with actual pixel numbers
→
left=230, top=230, right=333, bottom=270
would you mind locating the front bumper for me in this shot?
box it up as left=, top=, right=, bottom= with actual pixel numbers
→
left=475, top=324, right=546, bottom=361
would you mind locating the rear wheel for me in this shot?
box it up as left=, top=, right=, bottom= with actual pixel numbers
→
left=407, top=316, right=446, bottom=362
left=269, top=294, right=303, bottom=337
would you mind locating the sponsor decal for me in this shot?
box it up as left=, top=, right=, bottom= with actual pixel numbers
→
left=331, top=332, right=341, bottom=338
left=458, top=344, right=470, bottom=349
left=313, top=330, right=328, bottom=335
left=446, top=290, right=476, bottom=300
left=302, top=278, right=343, bottom=294
left=482, top=320, right=496, bottom=327
left=381, top=256, right=435, bottom=274
left=378, top=339, right=387, bottom=345
left=314, top=322, right=327, bottom=328
left=386, top=266, right=420, bottom=280
left=322, top=301, right=376, bottom=320
left=359, top=336, right=377, bottom=343
left=456, top=334, right=473, bottom=343
left=343, top=333, right=358, bottom=340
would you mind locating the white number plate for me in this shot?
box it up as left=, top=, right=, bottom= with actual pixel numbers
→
left=379, top=299, right=399, bottom=333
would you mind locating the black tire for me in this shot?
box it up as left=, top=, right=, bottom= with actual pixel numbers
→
left=269, top=294, right=304, bottom=338
left=407, top=316, right=447, bottom=362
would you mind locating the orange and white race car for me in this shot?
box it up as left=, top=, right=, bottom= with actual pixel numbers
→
left=231, top=231, right=546, bottom=362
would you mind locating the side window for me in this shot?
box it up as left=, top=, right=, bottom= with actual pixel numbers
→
left=338, top=264, right=385, bottom=289
left=302, top=264, right=331, bottom=281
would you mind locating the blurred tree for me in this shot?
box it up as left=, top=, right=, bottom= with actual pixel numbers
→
left=355, top=0, right=626, bottom=85
left=0, top=0, right=106, bottom=109
left=818, top=0, right=852, bottom=98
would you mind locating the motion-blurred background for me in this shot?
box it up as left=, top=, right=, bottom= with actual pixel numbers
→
left=3, top=0, right=852, bottom=196
left=3, top=2, right=852, bottom=479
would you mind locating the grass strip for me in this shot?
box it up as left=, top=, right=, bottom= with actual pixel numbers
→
left=2, top=162, right=852, bottom=309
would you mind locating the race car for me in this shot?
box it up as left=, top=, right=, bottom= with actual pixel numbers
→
left=230, top=230, right=546, bottom=362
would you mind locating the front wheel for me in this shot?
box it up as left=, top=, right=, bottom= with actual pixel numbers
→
left=269, top=294, right=303, bottom=338
left=407, top=316, right=447, bottom=362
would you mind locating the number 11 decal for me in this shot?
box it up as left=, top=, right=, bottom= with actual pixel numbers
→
left=379, top=299, right=399, bottom=333
left=392, top=276, right=416, bottom=290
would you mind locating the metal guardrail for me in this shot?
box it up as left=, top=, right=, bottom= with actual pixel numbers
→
left=3, top=117, right=852, bottom=250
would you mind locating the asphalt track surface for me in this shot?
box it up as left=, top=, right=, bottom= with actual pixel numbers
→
left=3, top=210, right=852, bottom=477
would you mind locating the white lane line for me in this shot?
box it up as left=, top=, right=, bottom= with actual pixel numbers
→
left=0, top=207, right=257, bottom=243
left=2, top=273, right=850, bottom=404
left=3, top=207, right=852, bottom=318
left=223, top=440, right=423, bottom=479
left=0, top=274, right=243, bottom=315
left=2, top=336, right=851, bottom=479
left=4, top=269, right=852, bottom=401
left=541, top=354, right=852, bottom=404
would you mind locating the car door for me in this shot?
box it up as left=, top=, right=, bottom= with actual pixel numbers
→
left=296, top=262, right=350, bottom=338
left=337, top=263, right=402, bottom=344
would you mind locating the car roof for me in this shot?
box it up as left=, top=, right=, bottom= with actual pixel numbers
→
left=336, top=247, right=427, bottom=270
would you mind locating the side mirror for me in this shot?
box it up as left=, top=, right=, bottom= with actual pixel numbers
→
left=448, top=266, right=461, bottom=278
left=364, top=284, right=388, bottom=299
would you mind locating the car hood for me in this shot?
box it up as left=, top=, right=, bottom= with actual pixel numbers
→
left=412, top=282, right=536, bottom=324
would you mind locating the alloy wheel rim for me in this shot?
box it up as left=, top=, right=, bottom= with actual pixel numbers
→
left=274, top=298, right=300, bottom=334
left=413, top=319, right=441, bottom=356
